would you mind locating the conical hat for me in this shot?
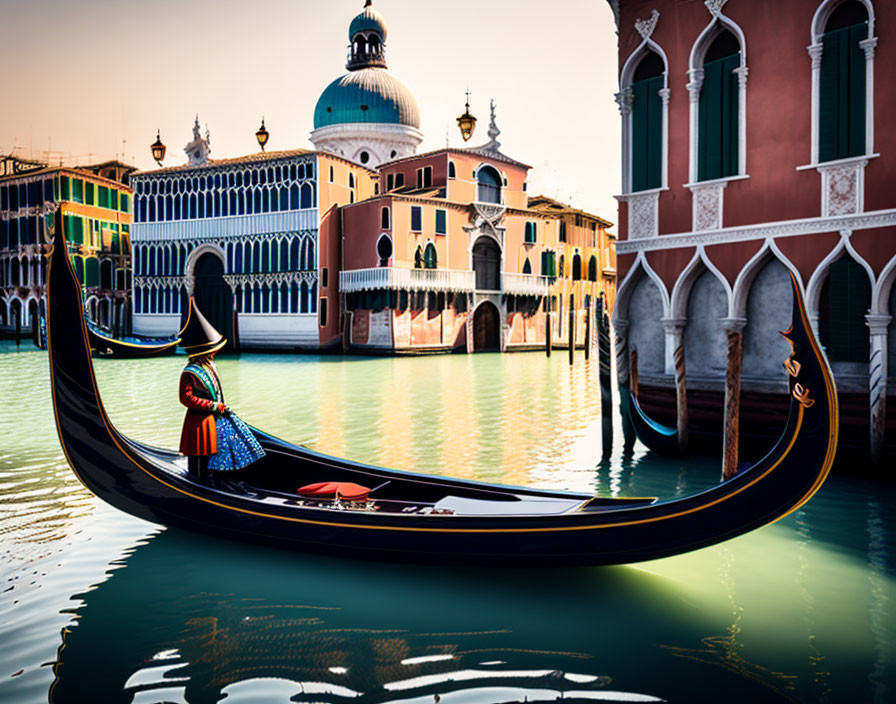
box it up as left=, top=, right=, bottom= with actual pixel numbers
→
left=179, top=298, right=226, bottom=357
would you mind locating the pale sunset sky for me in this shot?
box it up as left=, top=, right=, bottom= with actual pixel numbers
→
left=0, top=0, right=621, bottom=226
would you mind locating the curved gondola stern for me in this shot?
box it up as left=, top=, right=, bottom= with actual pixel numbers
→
left=770, top=272, right=838, bottom=517
left=47, top=215, right=170, bottom=523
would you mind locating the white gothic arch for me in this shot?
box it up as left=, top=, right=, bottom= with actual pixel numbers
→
left=731, top=239, right=804, bottom=319
left=612, top=250, right=671, bottom=324
left=805, top=230, right=875, bottom=321
left=871, top=253, right=896, bottom=316
left=687, top=6, right=749, bottom=182
left=669, top=246, right=732, bottom=320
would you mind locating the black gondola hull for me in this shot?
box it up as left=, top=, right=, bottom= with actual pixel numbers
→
left=47, top=219, right=838, bottom=566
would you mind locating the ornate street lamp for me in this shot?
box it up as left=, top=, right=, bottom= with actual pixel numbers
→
left=456, top=91, right=476, bottom=142
left=150, top=130, right=166, bottom=166
left=256, top=118, right=270, bottom=152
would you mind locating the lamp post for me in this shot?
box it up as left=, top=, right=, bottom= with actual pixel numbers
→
left=456, top=91, right=476, bottom=142
left=150, top=130, right=166, bottom=166
left=256, top=118, right=270, bottom=152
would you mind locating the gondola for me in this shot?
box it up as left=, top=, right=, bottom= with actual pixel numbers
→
left=47, top=218, right=838, bottom=566
left=620, top=384, right=682, bottom=456
left=86, top=318, right=180, bottom=358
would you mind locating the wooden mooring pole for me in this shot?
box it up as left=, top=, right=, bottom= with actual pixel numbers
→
left=584, top=297, right=591, bottom=361
left=674, top=343, right=689, bottom=454
left=597, top=296, right=613, bottom=459
left=545, top=297, right=552, bottom=358
left=722, top=320, right=745, bottom=480
left=568, top=294, right=575, bottom=366
left=615, top=321, right=636, bottom=454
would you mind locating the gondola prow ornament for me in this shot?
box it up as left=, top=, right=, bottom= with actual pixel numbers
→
left=178, top=299, right=264, bottom=480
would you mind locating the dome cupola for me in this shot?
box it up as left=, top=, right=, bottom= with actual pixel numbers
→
left=347, top=0, right=388, bottom=70
left=310, top=0, right=423, bottom=168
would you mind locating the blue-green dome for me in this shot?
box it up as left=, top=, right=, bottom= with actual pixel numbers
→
left=313, top=68, right=420, bottom=129
left=349, top=4, right=387, bottom=41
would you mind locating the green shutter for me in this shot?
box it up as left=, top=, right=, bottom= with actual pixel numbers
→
left=435, top=208, right=446, bottom=234
left=631, top=75, right=663, bottom=191
left=826, top=258, right=870, bottom=362
left=820, top=23, right=866, bottom=162
left=699, top=53, right=740, bottom=181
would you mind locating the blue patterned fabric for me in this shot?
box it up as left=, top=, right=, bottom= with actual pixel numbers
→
left=208, top=412, right=266, bottom=472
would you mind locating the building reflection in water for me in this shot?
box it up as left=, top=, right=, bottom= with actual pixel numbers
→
left=48, top=530, right=686, bottom=704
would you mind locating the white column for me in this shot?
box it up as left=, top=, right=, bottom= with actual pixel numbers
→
left=807, top=43, right=823, bottom=165
left=661, top=316, right=686, bottom=375
left=659, top=87, right=671, bottom=188
left=733, top=65, right=749, bottom=175
left=686, top=68, right=704, bottom=184
left=614, top=88, right=634, bottom=194
left=859, top=37, right=877, bottom=156
left=867, top=313, right=890, bottom=465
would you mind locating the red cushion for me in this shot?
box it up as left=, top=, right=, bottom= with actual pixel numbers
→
left=334, top=483, right=371, bottom=501
left=297, top=481, right=370, bottom=501
left=297, top=481, right=339, bottom=497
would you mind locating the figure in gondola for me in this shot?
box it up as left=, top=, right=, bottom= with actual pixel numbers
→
left=178, top=298, right=264, bottom=480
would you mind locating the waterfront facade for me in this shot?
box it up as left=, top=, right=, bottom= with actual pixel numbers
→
left=130, top=142, right=376, bottom=350
left=0, top=156, right=134, bottom=344
left=340, top=133, right=616, bottom=354
left=607, top=0, right=895, bottom=460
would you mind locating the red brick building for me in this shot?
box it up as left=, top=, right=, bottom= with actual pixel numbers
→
left=607, top=0, right=895, bottom=462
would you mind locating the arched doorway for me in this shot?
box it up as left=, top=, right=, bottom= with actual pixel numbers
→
left=473, top=301, right=500, bottom=351
left=472, top=236, right=501, bottom=291
left=192, top=252, right=234, bottom=350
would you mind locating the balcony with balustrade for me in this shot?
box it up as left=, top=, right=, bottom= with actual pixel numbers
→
left=339, top=267, right=475, bottom=293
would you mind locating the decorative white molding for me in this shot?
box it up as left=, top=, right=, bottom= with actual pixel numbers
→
left=689, top=182, right=726, bottom=231
left=309, top=122, right=423, bottom=169
left=616, top=208, right=896, bottom=254
left=635, top=10, right=660, bottom=40
left=704, top=0, right=729, bottom=17
left=617, top=191, right=660, bottom=240
left=131, top=210, right=319, bottom=242
left=819, top=160, right=866, bottom=216
left=614, top=89, right=634, bottom=117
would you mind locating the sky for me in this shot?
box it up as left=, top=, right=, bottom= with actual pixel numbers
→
left=0, top=0, right=621, bottom=228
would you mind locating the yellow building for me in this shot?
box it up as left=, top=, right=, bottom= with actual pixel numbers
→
left=527, top=195, right=616, bottom=347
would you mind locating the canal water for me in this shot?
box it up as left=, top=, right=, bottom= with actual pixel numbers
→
left=1, top=339, right=893, bottom=703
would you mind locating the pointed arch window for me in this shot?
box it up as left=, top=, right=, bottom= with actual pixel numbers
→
left=818, top=1, right=871, bottom=162
left=631, top=51, right=665, bottom=191
left=522, top=258, right=532, bottom=275
left=697, top=30, right=741, bottom=181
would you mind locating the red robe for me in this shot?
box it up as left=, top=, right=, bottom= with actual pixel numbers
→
left=179, top=369, right=219, bottom=456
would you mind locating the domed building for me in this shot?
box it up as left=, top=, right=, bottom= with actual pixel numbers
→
left=310, top=0, right=423, bottom=168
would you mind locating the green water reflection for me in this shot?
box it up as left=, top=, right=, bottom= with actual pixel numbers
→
left=1, top=341, right=894, bottom=703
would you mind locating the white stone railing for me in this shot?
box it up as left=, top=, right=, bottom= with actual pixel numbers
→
left=340, top=267, right=475, bottom=293
left=502, top=272, right=550, bottom=296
